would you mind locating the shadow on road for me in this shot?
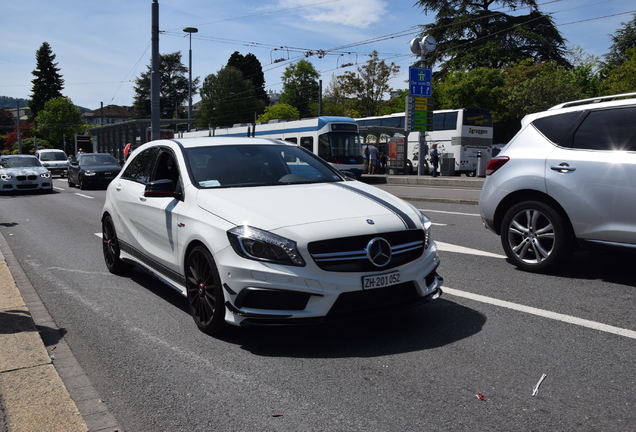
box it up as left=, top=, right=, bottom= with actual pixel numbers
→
left=221, top=298, right=485, bottom=358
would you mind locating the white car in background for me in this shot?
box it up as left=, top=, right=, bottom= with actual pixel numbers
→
left=101, top=137, right=443, bottom=334
left=479, top=93, right=636, bottom=273
left=0, top=155, right=53, bottom=194
left=35, top=148, right=69, bottom=177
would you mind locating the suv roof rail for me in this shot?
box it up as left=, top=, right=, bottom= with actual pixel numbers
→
left=549, top=92, right=636, bottom=110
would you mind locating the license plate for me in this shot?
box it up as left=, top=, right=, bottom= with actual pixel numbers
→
left=362, top=271, right=401, bottom=290
left=21, top=181, right=33, bottom=185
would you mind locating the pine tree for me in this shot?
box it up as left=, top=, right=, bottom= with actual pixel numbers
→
left=227, top=52, right=270, bottom=107
left=29, top=42, right=64, bottom=119
left=415, top=0, right=570, bottom=75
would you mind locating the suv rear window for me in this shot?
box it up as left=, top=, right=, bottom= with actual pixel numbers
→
left=572, top=107, right=636, bottom=151
left=531, top=111, right=582, bottom=145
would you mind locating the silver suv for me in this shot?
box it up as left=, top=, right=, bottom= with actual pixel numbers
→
left=479, top=93, right=636, bottom=272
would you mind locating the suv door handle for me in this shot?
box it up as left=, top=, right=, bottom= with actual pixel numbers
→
left=550, top=163, right=576, bottom=173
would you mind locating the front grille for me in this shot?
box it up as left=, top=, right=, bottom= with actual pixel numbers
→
left=17, top=175, right=37, bottom=181
left=308, top=229, right=425, bottom=272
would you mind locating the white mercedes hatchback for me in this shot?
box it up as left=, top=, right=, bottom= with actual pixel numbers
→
left=102, top=137, right=443, bottom=334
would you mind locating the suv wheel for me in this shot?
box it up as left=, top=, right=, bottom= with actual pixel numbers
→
left=500, top=200, right=572, bottom=273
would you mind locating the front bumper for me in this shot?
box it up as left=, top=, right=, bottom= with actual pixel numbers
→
left=214, top=243, right=443, bottom=327
left=234, top=272, right=443, bottom=327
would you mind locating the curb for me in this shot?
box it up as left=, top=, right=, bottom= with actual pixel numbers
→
left=0, top=231, right=123, bottom=432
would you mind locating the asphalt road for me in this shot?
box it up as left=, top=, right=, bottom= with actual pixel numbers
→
left=1, top=177, right=634, bottom=431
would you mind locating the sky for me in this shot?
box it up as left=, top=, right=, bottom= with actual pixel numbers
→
left=1, top=0, right=635, bottom=111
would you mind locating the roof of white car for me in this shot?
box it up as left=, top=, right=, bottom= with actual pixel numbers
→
left=153, top=137, right=289, bottom=149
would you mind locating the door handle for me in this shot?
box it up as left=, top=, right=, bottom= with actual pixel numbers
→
left=550, top=163, right=575, bottom=173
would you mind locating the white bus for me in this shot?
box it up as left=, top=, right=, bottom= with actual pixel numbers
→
left=183, top=116, right=364, bottom=178
left=356, top=108, right=493, bottom=176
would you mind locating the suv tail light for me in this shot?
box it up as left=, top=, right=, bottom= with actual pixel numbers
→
left=486, top=156, right=509, bottom=175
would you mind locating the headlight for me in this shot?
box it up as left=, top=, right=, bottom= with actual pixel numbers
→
left=228, top=226, right=305, bottom=266
left=41, top=172, right=51, bottom=179
left=419, top=211, right=432, bottom=249
left=83, top=170, right=96, bottom=176
left=0, top=174, right=12, bottom=181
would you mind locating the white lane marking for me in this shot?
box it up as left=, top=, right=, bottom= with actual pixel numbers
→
left=436, top=241, right=506, bottom=259
left=53, top=186, right=65, bottom=191
left=75, top=193, right=94, bottom=199
left=443, top=287, right=636, bottom=340
left=431, top=223, right=447, bottom=226
left=420, top=209, right=480, bottom=217
left=95, top=233, right=102, bottom=238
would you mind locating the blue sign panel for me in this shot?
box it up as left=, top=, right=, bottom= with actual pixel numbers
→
left=409, top=67, right=432, bottom=97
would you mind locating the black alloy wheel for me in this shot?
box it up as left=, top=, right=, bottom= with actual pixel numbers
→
left=500, top=200, right=573, bottom=273
left=102, top=215, right=133, bottom=275
left=185, top=246, right=226, bottom=334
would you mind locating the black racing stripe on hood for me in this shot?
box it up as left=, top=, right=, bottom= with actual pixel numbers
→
left=333, top=182, right=417, bottom=229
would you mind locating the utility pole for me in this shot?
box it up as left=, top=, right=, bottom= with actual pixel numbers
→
left=151, top=0, right=160, bottom=141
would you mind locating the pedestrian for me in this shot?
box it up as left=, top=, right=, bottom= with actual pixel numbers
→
left=364, top=146, right=370, bottom=174
left=368, top=144, right=378, bottom=174
left=379, top=152, right=387, bottom=174
left=430, top=143, right=439, bottom=177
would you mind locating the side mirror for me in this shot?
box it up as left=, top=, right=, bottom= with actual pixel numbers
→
left=340, top=170, right=357, bottom=181
left=144, top=179, right=176, bottom=198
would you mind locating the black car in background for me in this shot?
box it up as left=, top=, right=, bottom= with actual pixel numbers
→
left=68, top=153, right=121, bottom=190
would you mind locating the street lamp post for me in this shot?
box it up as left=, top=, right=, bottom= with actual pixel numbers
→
left=183, top=27, right=198, bottom=132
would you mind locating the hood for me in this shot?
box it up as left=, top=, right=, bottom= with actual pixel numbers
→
left=0, top=167, right=49, bottom=176
left=196, top=181, right=421, bottom=236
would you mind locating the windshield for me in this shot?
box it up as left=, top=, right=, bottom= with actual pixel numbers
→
left=80, top=154, right=118, bottom=165
left=329, top=132, right=362, bottom=157
left=1, top=157, right=42, bottom=168
left=40, top=152, right=67, bottom=161
left=186, top=144, right=343, bottom=188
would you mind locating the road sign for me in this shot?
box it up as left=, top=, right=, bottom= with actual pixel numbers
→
left=405, top=96, right=433, bottom=132
left=409, top=67, right=432, bottom=97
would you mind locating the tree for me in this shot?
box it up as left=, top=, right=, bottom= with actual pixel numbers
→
left=196, top=66, right=265, bottom=128
left=0, top=108, right=14, bottom=135
left=322, top=74, right=360, bottom=117
left=604, top=13, right=636, bottom=68
left=4, top=122, right=35, bottom=153
left=496, top=60, right=587, bottom=141
left=29, top=42, right=64, bottom=119
left=331, top=51, right=400, bottom=117
left=603, top=47, right=636, bottom=94
left=132, top=52, right=199, bottom=119
left=35, top=96, right=86, bottom=151
left=256, top=103, right=300, bottom=123
left=280, top=60, right=320, bottom=118
left=434, top=68, right=506, bottom=112
left=415, top=0, right=570, bottom=75
left=227, top=52, right=270, bottom=107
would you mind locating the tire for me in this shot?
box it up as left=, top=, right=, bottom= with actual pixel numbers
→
left=406, top=160, right=414, bottom=174
left=68, top=174, right=75, bottom=187
left=500, top=200, right=573, bottom=273
left=185, top=246, right=226, bottom=334
left=102, top=215, right=133, bottom=275
left=79, top=176, right=84, bottom=190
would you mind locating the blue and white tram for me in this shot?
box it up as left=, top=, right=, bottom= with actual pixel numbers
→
left=184, top=117, right=364, bottom=178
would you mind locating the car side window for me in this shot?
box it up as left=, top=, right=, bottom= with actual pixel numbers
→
left=152, top=150, right=180, bottom=189
left=122, top=148, right=159, bottom=183
left=532, top=111, right=582, bottom=145
left=572, top=107, right=636, bottom=151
